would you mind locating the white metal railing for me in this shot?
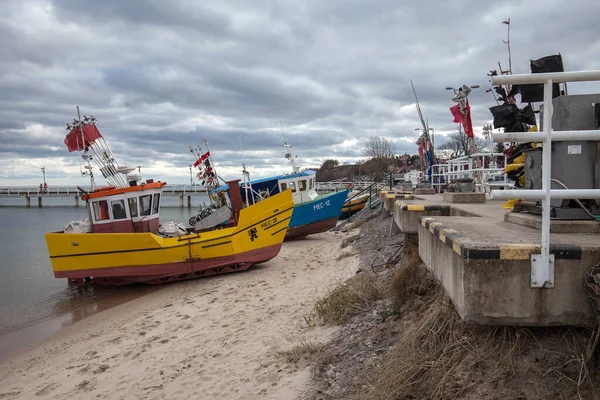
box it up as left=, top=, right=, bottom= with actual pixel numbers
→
left=0, top=184, right=209, bottom=197
left=490, top=69, right=600, bottom=289
left=315, top=181, right=383, bottom=191
left=429, top=152, right=511, bottom=192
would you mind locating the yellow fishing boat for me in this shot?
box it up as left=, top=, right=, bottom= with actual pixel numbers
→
left=46, top=185, right=293, bottom=285
left=341, top=191, right=369, bottom=218
left=45, top=112, right=294, bottom=285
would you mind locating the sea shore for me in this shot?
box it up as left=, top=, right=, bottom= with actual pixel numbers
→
left=0, top=231, right=358, bottom=399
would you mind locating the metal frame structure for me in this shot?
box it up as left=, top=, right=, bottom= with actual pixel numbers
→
left=490, top=70, right=600, bottom=288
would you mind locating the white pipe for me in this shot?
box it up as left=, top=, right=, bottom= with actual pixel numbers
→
left=491, top=188, right=600, bottom=201
left=491, top=70, right=600, bottom=85
left=492, top=129, right=600, bottom=143
left=539, top=80, right=553, bottom=287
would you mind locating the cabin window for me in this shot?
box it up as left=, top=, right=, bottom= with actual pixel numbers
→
left=280, top=183, right=288, bottom=191
left=152, top=193, right=161, bottom=214
left=139, top=195, right=152, bottom=216
left=298, top=180, right=307, bottom=192
left=92, top=200, right=110, bottom=221
left=288, top=182, right=296, bottom=193
left=128, top=197, right=138, bottom=218
left=111, top=199, right=127, bottom=220
left=309, top=178, right=313, bottom=190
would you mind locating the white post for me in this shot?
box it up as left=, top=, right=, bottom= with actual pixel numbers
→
left=532, top=79, right=555, bottom=288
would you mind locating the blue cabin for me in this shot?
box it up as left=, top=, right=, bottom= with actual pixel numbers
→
left=217, top=170, right=348, bottom=239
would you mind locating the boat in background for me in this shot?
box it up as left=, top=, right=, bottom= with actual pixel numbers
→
left=45, top=110, right=294, bottom=285
left=340, top=190, right=369, bottom=219
left=216, top=141, right=348, bottom=239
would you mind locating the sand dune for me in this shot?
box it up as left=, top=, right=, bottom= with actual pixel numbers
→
left=0, top=231, right=358, bottom=399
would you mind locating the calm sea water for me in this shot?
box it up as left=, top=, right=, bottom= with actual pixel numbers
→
left=0, top=195, right=208, bottom=337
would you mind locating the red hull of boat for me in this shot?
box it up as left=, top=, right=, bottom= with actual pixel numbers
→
left=54, top=243, right=283, bottom=285
left=284, top=216, right=339, bottom=240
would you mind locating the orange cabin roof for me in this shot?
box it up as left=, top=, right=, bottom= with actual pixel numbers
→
left=82, top=181, right=166, bottom=200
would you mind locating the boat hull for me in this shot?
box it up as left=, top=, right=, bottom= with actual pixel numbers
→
left=56, top=243, right=282, bottom=285
left=341, top=193, right=369, bottom=218
left=45, top=191, right=294, bottom=285
left=285, top=190, right=348, bottom=239
left=285, top=216, right=339, bottom=239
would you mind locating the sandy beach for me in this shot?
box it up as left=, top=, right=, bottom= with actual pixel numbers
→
left=0, top=231, right=358, bottom=399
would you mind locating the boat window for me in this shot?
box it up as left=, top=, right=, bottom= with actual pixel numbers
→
left=111, top=199, right=127, bottom=220
left=288, top=181, right=296, bottom=193
left=128, top=197, right=138, bottom=218
left=152, top=193, right=160, bottom=214
left=139, top=195, right=152, bottom=216
left=298, top=180, right=307, bottom=192
left=92, top=200, right=110, bottom=222
left=280, top=182, right=288, bottom=191
left=309, top=178, right=313, bottom=190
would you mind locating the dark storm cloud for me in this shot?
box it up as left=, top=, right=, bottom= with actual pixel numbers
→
left=1, top=0, right=600, bottom=184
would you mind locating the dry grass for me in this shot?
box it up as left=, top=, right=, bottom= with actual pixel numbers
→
left=315, top=274, right=382, bottom=325
left=352, top=292, right=527, bottom=400
left=390, top=235, right=436, bottom=308
left=278, top=339, right=324, bottom=364
left=337, top=240, right=600, bottom=399
left=351, top=268, right=600, bottom=400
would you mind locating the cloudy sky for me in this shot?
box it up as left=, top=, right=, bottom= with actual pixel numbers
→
left=1, top=0, right=599, bottom=186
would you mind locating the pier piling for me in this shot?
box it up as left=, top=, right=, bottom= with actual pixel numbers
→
left=74, top=196, right=79, bottom=208
left=187, top=196, right=191, bottom=208
left=25, top=196, right=30, bottom=208
left=179, top=194, right=184, bottom=208
left=38, top=196, right=42, bottom=208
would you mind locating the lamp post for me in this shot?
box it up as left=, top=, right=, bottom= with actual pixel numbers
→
left=41, top=166, right=46, bottom=185
left=189, top=164, right=193, bottom=186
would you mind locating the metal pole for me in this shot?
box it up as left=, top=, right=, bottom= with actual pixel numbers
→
left=76, top=106, right=85, bottom=152
left=535, top=80, right=554, bottom=288
left=491, top=70, right=600, bottom=85
left=203, top=139, right=220, bottom=186
left=189, top=164, right=193, bottom=186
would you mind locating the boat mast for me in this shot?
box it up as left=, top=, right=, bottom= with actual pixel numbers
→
left=69, top=107, right=128, bottom=188
left=283, top=141, right=300, bottom=174
left=238, top=133, right=254, bottom=207
left=280, top=123, right=300, bottom=174
left=203, top=139, right=221, bottom=185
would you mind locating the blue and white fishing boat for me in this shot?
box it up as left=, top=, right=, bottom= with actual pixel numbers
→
left=216, top=142, right=348, bottom=239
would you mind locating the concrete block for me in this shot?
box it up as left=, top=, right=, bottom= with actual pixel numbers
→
left=393, top=201, right=449, bottom=234
left=443, top=192, right=485, bottom=204
left=384, top=194, right=414, bottom=211
left=418, top=216, right=597, bottom=327
left=505, top=212, right=600, bottom=234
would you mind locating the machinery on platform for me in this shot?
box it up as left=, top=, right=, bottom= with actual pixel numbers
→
left=516, top=95, right=600, bottom=219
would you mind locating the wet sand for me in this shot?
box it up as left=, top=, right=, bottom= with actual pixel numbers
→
left=0, top=231, right=358, bottom=399
left=0, top=287, right=159, bottom=363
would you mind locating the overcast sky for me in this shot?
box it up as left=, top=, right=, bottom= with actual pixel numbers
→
left=1, top=0, right=599, bottom=185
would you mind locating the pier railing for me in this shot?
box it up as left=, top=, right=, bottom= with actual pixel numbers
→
left=0, top=184, right=208, bottom=197
left=490, top=70, right=600, bottom=289
left=429, top=152, right=510, bottom=193
left=315, top=181, right=384, bottom=192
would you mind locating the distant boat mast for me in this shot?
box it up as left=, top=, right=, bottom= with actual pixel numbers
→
left=280, top=122, right=300, bottom=173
